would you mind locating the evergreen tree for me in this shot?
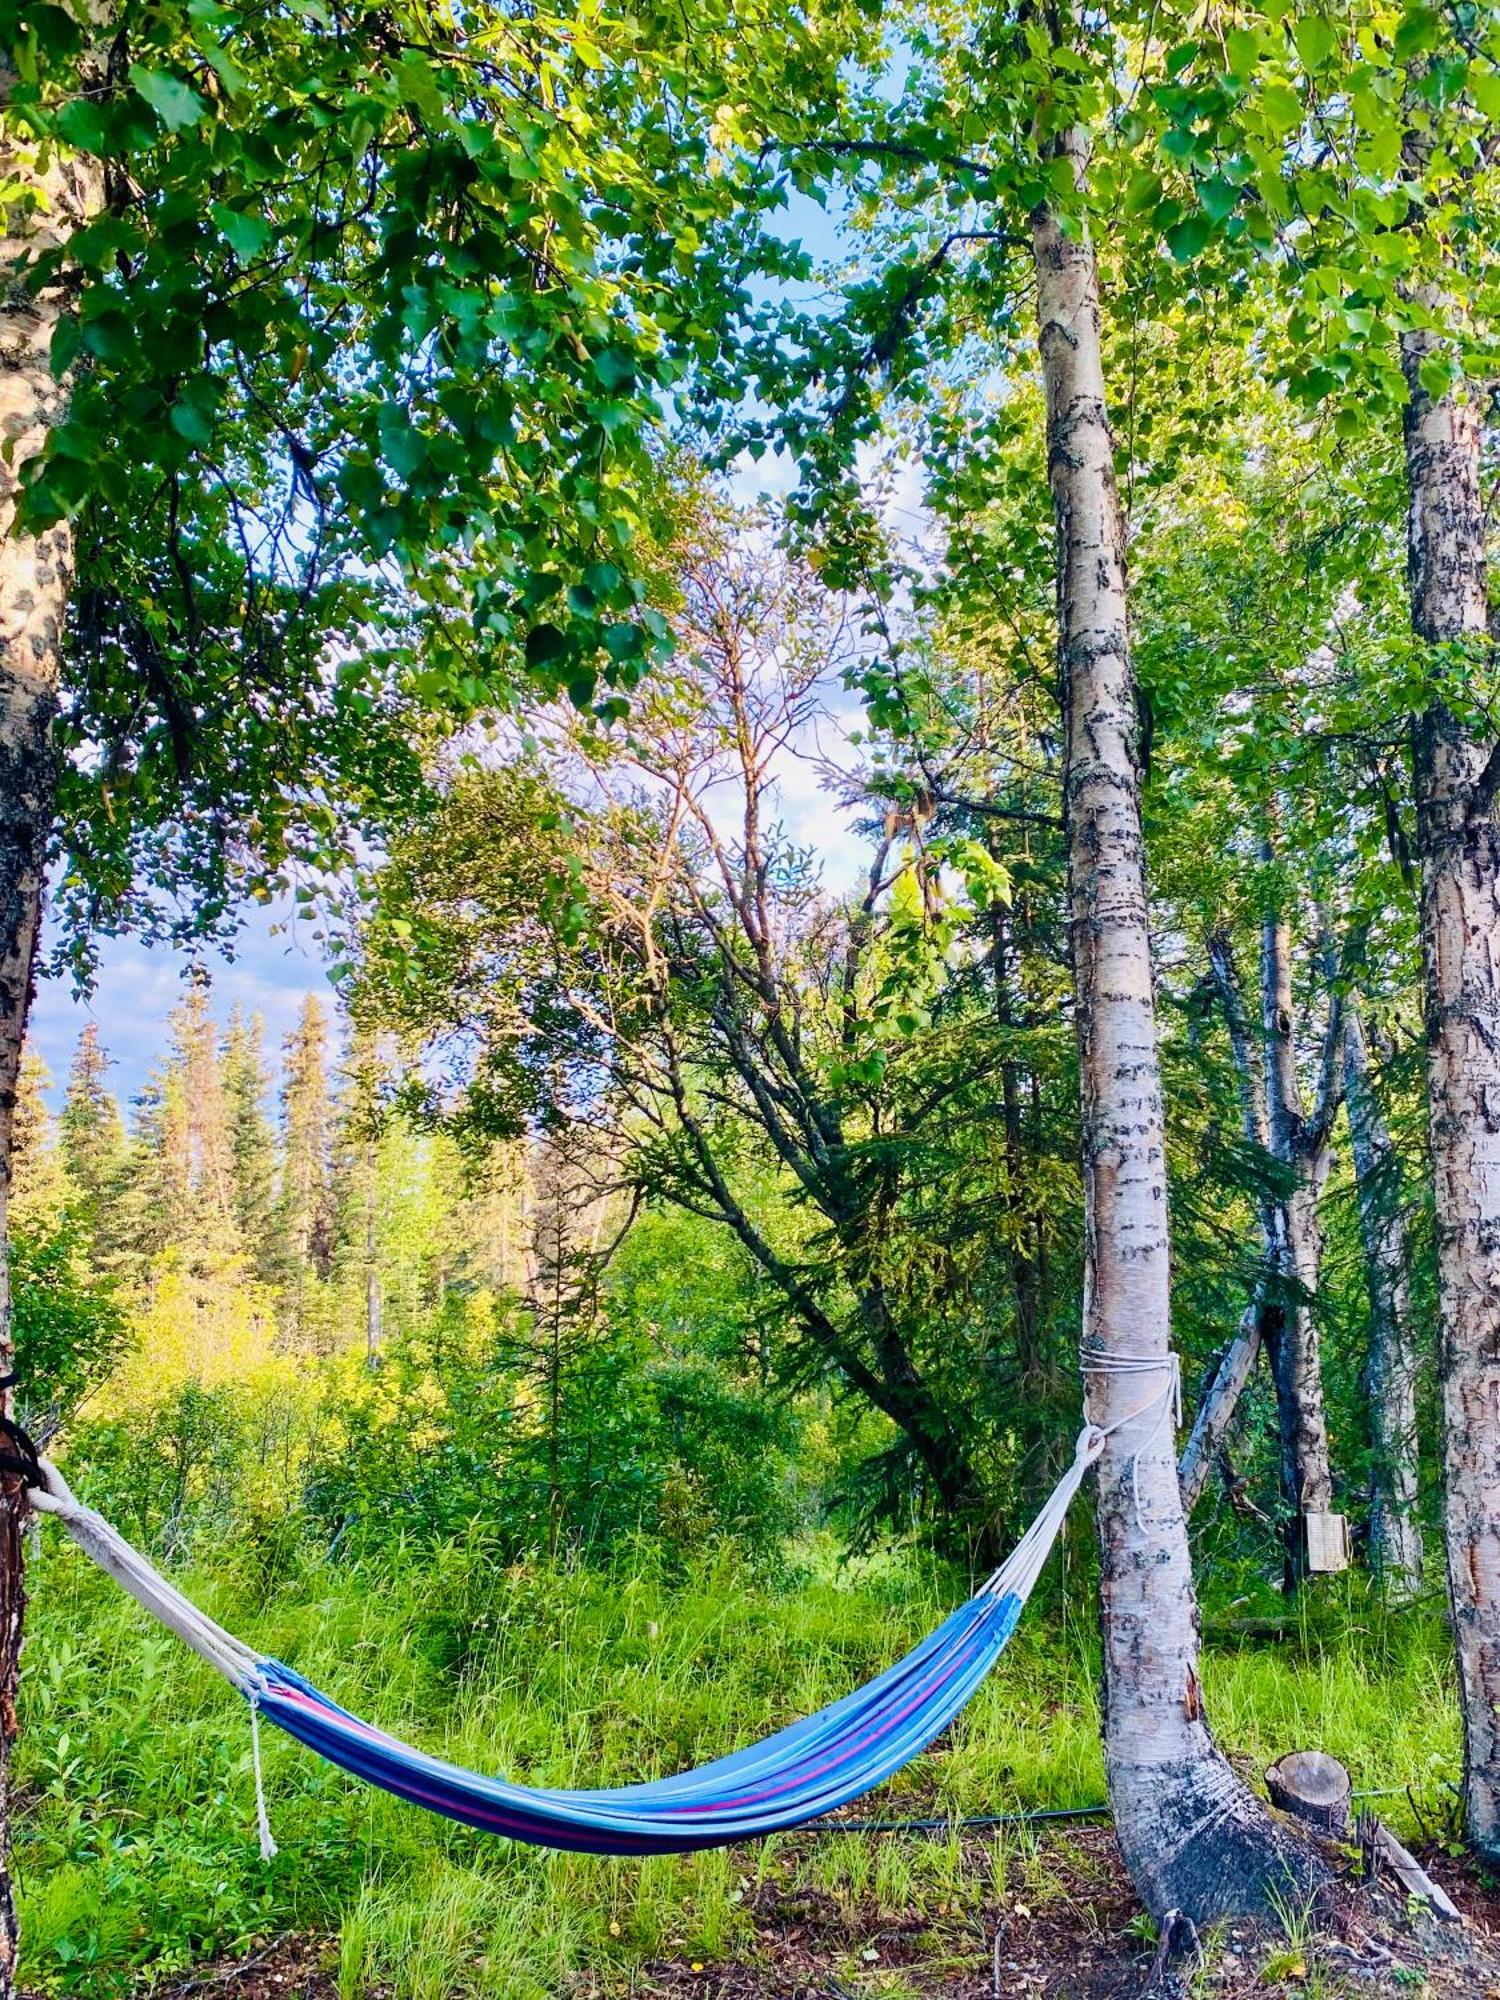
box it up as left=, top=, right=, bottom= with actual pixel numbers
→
left=9, top=1051, right=70, bottom=1233
left=333, top=1023, right=386, bottom=1364
left=172, top=980, right=236, bottom=1248
left=58, top=1025, right=125, bottom=1230
left=275, top=994, right=336, bottom=1342
left=124, top=1063, right=194, bottom=1268
left=222, top=1007, right=277, bottom=1280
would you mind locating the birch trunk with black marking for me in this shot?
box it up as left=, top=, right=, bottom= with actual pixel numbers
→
left=0, top=85, right=102, bottom=1998
left=1401, top=321, right=1500, bottom=1854
left=1197, top=920, right=1343, bottom=1580
left=1260, top=897, right=1341, bottom=1585
left=1033, top=133, right=1321, bottom=1923
left=1343, top=1002, right=1424, bottom=1601
left=1178, top=1274, right=1268, bottom=1513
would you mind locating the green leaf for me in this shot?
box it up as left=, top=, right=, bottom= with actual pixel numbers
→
left=393, top=53, right=445, bottom=120
left=210, top=203, right=272, bottom=260
left=525, top=622, right=568, bottom=670
left=49, top=313, right=81, bottom=378
left=1292, top=15, right=1336, bottom=71
left=1259, top=83, right=1303, bottom=137
left=593, top=346, right=637, bottom=391
left=128, top=65, right=207, bottom=134
left=1166, top=213, right=1213, bottom=261
left=1198, top=176, right=1239, bottom=222
left=55, top=97, right=110, bottom=152
left=1225, top=27, right=1262, bottom=75
left=169, top=396, right=215, bottom=448
left=1393, top=8, right=1440, bottom=61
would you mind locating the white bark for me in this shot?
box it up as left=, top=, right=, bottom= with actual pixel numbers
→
left=1342, top=1003, right=1424, bottom=1602
left=1259, top=899, right=1342, bottom=1578
left=1199, top=920, right=1344, bottom=1580
left=0, top=74, right=103, bottom=2000
left=1033, top=132, right=1319, bottom=1922
left=1178, top=1276, right=1267, bottom=1514
left=1401, top=321, right=1500, bottom=1853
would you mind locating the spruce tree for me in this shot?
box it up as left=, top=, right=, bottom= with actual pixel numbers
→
left=222, top=1007, right=277, bottom=1280
left=8, top=1052, right=70, bottom=1233
left=58, top=1025, right=125, bottom=1230
left=275, top=994, right=336, bottom=1343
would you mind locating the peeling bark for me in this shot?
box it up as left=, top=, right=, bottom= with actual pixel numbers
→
left=1032, top=133, right=1321, bottom=1924
left=0, top=76, right=103, bottom=1998
left=1342, top=1002, right=1424, bottom=1602
left=1401, top=323, right=1500, bottom=1854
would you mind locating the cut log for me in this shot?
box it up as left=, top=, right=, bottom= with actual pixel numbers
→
left=1265, top=1752, right=1352, bottom=1837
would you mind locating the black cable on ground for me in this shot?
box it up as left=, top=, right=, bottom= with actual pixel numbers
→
left=805, top=1786, right=1410, bottom=1835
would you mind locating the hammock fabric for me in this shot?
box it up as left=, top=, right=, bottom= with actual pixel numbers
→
left=30, top=1426, right=1106, bottom=1858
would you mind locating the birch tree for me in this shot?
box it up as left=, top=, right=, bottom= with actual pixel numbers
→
left=1147, top=0, right=1500, bottom=1852
left=1342, top=998, right=1424, bottom=1600
left=1030, top=112, right=1316, bottom=1917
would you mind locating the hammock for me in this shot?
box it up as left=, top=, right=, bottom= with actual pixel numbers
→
left=29, top=1426, right=1106, bottom=1858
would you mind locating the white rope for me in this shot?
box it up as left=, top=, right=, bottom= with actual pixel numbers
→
left=979, top=1422, right=1106, bottom=1602
left=249, top=1691, right=278, bottom=1861
left=31, top=1455, right=279, bottom=1858
left=1080, top=1347, right=1183, bottom=1528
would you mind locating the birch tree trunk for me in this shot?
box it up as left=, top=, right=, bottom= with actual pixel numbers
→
left=1178, top=1275, right=1268, bottom=1513
left=1401, top=322, right=1500, bottom=1852
left=1033, top=133, right=1320, bottom=1922
left=1342, top=1002, right=1424, bottom=1602
left=1259, top=899, right=1341, bottom=1585
left=1197, top=921, right=1344, bottom=1581
left=0, top=85, right=102, bottom=1997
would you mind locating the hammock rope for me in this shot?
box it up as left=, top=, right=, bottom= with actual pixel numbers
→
left=25, top=1357, right=1178, bottom=1859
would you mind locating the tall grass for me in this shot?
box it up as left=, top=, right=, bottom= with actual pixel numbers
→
left=16, top=1527, right=1460, bottom=1997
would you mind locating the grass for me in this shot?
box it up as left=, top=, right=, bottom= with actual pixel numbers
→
left=15, top=1525, right=1463, bottom=1997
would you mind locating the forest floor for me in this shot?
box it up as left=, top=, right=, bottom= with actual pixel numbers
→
left=124, top=1824, right=1500, bottom=2000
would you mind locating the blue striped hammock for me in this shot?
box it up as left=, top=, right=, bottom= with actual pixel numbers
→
left=31, top=1430, right=1101, bottom=1857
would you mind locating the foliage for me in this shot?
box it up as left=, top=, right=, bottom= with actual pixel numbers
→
left=9, top=1220, right=127, bottom=1443
left=4, top=0, right=876, bottom=972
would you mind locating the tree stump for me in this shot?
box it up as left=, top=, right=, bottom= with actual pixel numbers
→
left=1265, top=1752, right=1352, bottom=1837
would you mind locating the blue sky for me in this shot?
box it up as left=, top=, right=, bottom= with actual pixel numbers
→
left=28, top=903, right=340, bottom=1110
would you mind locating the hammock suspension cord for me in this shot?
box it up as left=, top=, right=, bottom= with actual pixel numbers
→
left=24, top=1352, right=1181, bottom=1859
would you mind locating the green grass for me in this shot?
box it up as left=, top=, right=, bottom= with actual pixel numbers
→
left=15, top=1528, right=1462, bottom=1997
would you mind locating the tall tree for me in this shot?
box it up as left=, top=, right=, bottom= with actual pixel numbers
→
left=1200, top=898, right=1346, bottom=1585
left=171, top=981, right=235, bottom=1246
left=0, top=52, right=103, bottom=1989
left=1342, top=998, right=1424, bottom=1601
left=222, top=1007, right=276, bottom=1280
left=1402, top=324, right=1500, bottom=1842
left=58, top=1022, right=124, bottom=1229
left=275, top=995, right=335, bottom=1343
left=1031, top=117, right=1314, bottom=1918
